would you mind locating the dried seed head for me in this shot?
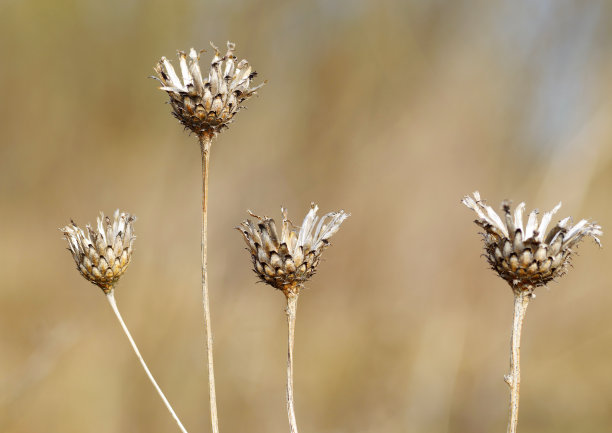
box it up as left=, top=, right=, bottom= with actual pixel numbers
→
left=237, top=204, right=349, bottom=296
left=154, top=42, right=265, bottom=138
left=463, top=191, right=602, bottom=292
left=61, top=210, right=136, bottom=294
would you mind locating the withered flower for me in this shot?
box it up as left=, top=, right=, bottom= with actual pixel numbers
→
left=238, top=204, right=349, bottom=296
left=61, top=211, right=189, bottom=432
left=152, top=42, right=264, bottom=433
left=462, top=191, right=601, bottom=292
left=61, top=210, right=136, bottom=294
left=238, top=204, right=348, bottom=433
left=463, top=191, right=602, bottom=433
left=154, top=42, right=264, bottom=138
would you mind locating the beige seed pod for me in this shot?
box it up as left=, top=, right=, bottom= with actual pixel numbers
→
left=153, top=42, right=265, bottom=138
left=237, top=204, right=349, bottom=296
left=61, top=210, right=136, bottom=293
left=462, top=191, right=602, bottom=292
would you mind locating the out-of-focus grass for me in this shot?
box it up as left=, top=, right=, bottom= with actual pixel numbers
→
left=1, top=1, right=612, bottom=432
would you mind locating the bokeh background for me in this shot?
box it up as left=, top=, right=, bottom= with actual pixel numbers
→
left=2, top=0, right=612, bottom=432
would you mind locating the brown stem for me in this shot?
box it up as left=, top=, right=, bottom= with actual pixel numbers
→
left=505, top=290, right=531, bottom=433
left=199, top=134, right=219, bottom=433
left=285, top=292, right=299, bottom=433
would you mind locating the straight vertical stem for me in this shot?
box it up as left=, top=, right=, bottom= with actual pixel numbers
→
left=200, top=135, right=219, bottom=433
left=506, top=290, right=530, bottom=433
left=285, top=293, right=299, bottom=433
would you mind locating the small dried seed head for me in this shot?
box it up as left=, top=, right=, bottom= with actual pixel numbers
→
left=463, top=191, right=602, bottom=292
left=61, top=210, right=136, bottom=294
left=237, top=204, right=349, bottom=296
left=154, top=42, right=264, bottom=138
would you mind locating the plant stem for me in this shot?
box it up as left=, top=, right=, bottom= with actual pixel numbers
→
left=505, top=290, right=531, bottom=433
left=105, top=291, right=188, bottom=433
left=285, top=292, right=300, bottom=433
left=199, top=134, right=219, bottom=433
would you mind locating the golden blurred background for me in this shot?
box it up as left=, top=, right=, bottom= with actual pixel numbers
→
left=2, top=0, right=612, bottom=432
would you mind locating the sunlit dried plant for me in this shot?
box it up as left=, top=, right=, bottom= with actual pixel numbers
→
left=153, top=41, right=264, bottom=433
left=238, top=204, right=349, bottom=433
left=61, top=211, right=188, bottom=433
left=462, top=191, right=602, bottom=433
left=154, top=42, right=264, bottom=139
left=62, top=210, right=135, bottom=294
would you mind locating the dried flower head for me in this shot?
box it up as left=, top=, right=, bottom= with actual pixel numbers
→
left=61, top=210, right=136, bottom=294
left=463, top=191, right=602, bottom=292
left=154, top=42, right=264, bottom=138
left=238, top=204, right=349, bottom=295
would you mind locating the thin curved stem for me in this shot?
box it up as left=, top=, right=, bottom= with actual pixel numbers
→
left=505, top=290, right=531, bottom=433
left=199, top=134, right=219, bottom=433
left=285, top=293, right=299, bottom=433
left=105, top=291, right=188, bottom=433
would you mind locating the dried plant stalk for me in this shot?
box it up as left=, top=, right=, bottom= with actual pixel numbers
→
left=199, top=133, right=219, bottom=433
left=237, top=205, right=349, bottom=433
left=285, top=293, right=299, bottom=433
left=462, top=191, right=602, bottom=433
left=154, top=43, right=265, bottom=433
left=62, top=212, right=189, bottom=432
left=505, top=290, right=530, bottom=433
left=106, top=292, right=189, bottom=433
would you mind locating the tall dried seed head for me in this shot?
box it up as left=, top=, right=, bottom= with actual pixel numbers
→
left=463, top=191, right=602, bottom=292
left=238, top=204, right=349, bottom=296
left=154, top=42, right=265, bottom=138
left=61, top=210, right=136, bottom=294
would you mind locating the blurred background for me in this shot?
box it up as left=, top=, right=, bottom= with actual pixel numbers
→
left=1, top=0, right=612, bottom=432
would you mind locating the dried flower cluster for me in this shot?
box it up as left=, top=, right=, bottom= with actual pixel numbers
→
left=154, top=42, right=264, bottom=138
left=61, top=210, right=136, bottom=293
left=238, top=204, right=349, bottom=295
left=462, top=191, right=602, bottom=291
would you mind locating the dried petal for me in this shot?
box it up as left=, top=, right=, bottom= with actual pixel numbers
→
left=154, top=41, right=265, bottom=138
